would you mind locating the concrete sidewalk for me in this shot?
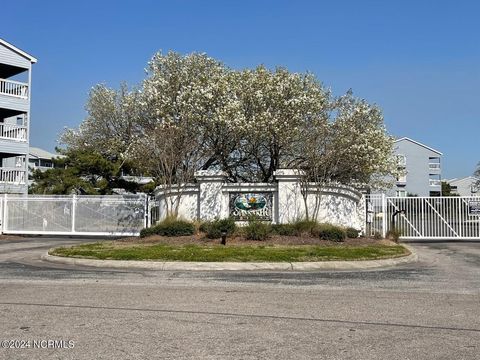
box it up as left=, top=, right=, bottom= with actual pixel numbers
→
left=42, top=245, right=417, bottom=271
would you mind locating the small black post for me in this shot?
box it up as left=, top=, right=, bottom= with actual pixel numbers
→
left=220, top=230, right=227, bottom=245
left=391, top=209, right=405, bottom=230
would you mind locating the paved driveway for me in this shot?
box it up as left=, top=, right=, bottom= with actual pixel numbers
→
left=0, top=237, right=479, bottom=359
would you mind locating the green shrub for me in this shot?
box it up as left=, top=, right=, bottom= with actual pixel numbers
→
left=311, top=223, right=346, bottom=242
left=271, top=223, right=297, bottom=236
left=139, top=226, right=157, bottom=238
left=386, top=228, right=402, bottom=243
left=271, top=220, right=318, bottom=236
left=244, top=217, right=271, bottom=241
left=201, top=218, right=237, bottom=239
left=346, top=227, right=360, bottom=239
left=198, top=221, right=208, bottom=233
left=293, top=220, right=318, bottom=234
left=140, top=217, right=195, bottom=238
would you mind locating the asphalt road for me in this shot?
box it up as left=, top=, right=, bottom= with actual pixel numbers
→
left=0, top=237, right=479, bottom=359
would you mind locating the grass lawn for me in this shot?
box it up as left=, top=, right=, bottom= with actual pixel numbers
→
left=50, top=242, right=409, bottom=262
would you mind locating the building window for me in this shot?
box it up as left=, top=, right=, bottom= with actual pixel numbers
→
left=429, top=174, right=441, bottom=187
left=40, top=159, right=53, bottom=168
left=428, top=157, right=441, bottom=171
left=450, top=185, right=459, bottom=195
left=396, top=190, right=407, bottom=197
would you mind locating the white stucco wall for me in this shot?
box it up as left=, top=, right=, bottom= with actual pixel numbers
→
left=155, top=185, right=199, bottom=222
left=154, top=169, right=365, bottom=230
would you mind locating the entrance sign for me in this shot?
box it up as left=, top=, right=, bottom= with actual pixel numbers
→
left=229, top=193, right=273, bottom=221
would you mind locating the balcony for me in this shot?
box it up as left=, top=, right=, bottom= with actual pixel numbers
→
left=429, top=179, right=441, bottom=187
left=0, top=168, right=26, bottom=184
left=429, top=163, right=441, bottom=171
left=0, top=78, right=28, bottom=99
left=396, top=176, right=407, bottom=186
left=0, top=123, right=27, bottom=141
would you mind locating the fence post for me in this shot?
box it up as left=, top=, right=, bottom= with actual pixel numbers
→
left=145, top=195, right=149, bottom=229
left=381, top=193, right=387, bottom=238
left=421, top=199, right=425, bottom=237
left=1, top=193, right=6, bottom=234
left=457, top=197, right=462, bottom=238
left=71, top=194, right=77, bottom=234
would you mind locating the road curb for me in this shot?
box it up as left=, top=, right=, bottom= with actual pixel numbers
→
left=41, top=245, right=417, bottom=271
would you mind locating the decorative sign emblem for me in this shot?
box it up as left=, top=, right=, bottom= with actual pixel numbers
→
left=468, top=200, right=480, bottom=216
left=230, top=193, right=272, bottom=221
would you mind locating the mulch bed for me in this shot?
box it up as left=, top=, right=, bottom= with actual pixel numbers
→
left=118, top=234, right=396, bottom=247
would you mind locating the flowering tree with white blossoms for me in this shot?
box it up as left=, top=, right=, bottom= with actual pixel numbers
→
left=229, top=66, right=331, bottom=182
left=129, top=51, right=243, bottom=216
left=61, top=51, right=397, bottom=218
left=474, top=164, right=480, bottom=189
left=61, top=83, right=142, bottom=173
left=290, top=90, right=397, bottom=220
left=329, top=90, right=398, bottom=186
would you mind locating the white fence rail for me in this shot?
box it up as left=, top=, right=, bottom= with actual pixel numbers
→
left=364, top=194, right=386, bottom=238
left=0, top=78, right=28, bottom=98
left=365, top=195, right=480, bottom=239
left=0, top=123, right=27, bottom=141
left=0, top=194, right=147, bottom=236
left=0, top=168, right=26, bottom=184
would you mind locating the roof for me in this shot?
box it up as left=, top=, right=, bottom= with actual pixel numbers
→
left=29, top=147, right=64, bottom=160
left=394, top=137, right=442, bottom=155
left=447, top=176, right=479, bottom=185
left=120, top=175, right=154, bottom=185
left=0, top=38, right=37, bottom=63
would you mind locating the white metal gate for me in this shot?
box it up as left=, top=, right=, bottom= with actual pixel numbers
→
left=365, top=195, right=480, bottom=239
left=1, top=194, right=147, bottom=236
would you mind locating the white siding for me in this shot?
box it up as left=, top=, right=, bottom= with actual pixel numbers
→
left=0, top=95, right=29, bottom=112
left=0, top=43, right=31, bottom=69
left=0, top=41, right=33, bottom=195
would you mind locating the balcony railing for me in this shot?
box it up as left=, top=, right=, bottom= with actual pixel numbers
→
left=429, top=163, right=441, bottom=170
left=429, top=179, right=441, bottom=187
left=396, top=177, right=407, bottom=185
left=0, top=168, right=26, bottom=184
left=0, top=123, right=27, bottom=141
left=0, top=78, right=28, bottom=99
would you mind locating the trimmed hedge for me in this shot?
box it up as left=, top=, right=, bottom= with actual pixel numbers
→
left=271, top=224, right=297, bottom=236
left=271, top=220, right=319, bottom=236
left=245, top=218, right=271, bottom=241
left=293, top=220, right=318, bottom=234
left=140, top=218, right=195, bottom=238
left=200, top=218, right=237, bottom=239
left=345, top=227, right=360, bottom=239
left=311, top=224, right=346, bottom=242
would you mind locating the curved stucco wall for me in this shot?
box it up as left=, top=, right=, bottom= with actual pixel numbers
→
left=154, top=170, right=365, bottom=231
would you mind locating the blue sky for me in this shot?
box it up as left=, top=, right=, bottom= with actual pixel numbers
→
left=2, top=0, right=479, bottom=179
